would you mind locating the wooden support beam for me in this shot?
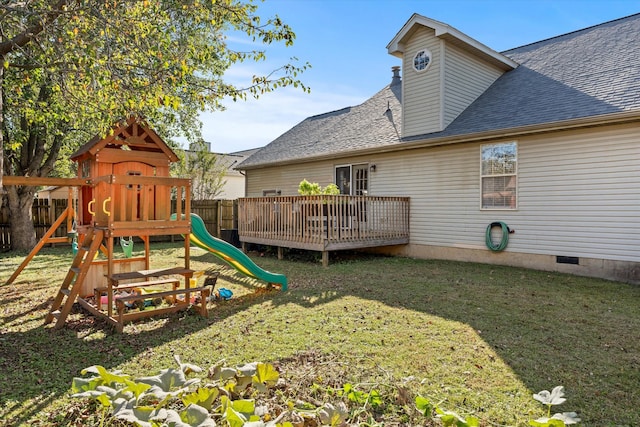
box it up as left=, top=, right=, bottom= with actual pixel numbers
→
left=2, top=176, right=88, bottom=187
left=322, top=251, right=329, bottom=267
left=5, top=206, right=73, bottom=285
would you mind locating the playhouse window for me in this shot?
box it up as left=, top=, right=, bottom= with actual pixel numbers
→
left=127, top=171, right=142, bottom=190
left=81, top=160, right=91, bottom=178
left=481, top=142, right=517, bottom=209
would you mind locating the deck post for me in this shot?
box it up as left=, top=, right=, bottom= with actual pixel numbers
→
left=322, top=250, right=329, bottom=267
left=277, top=246, right=283, bottom=260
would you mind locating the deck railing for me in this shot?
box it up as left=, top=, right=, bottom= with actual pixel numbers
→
left=238, top=195, right=410, bottom=252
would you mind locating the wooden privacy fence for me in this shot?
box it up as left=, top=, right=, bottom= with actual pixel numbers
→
left=0, top=198, right=75, bottom=250
left=0, top=198, right=238, bottom=250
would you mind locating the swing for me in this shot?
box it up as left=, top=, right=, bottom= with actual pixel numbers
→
left=120, top=236, right=134, bottom=258
left=69, top=218, right=78, bottom=254
left=72, top=234, right=79, bottom=255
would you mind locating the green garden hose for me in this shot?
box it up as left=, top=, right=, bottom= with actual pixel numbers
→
left=485, top=222, right=510, bottom=252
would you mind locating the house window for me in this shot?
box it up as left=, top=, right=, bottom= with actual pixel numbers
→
left=335, top=164, right=369, bottom=195
left=481, top=142, right=517, bottom=209
left=413, top=49, right=432, bottom=72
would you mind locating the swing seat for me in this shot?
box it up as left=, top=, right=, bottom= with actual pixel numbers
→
left=120, top=237, right=134, bottom=258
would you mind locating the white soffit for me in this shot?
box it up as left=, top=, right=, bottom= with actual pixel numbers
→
left=386, top=14, right=518, bottom=71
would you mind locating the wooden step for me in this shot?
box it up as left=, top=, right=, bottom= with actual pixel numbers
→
left=115, top=286, right=211, bottom=329
left=109, top=267, right=196, bottom=282
left=97, top=278, right=181, bottom=293
left=115, top=286, right=211, bottom=304
left=60, top=289, right=70, bottom=296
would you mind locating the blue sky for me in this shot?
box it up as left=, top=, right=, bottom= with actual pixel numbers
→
left=199, top=0, right=640, bottom=153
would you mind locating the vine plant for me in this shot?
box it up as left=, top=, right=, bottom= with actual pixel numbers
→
left=71, top=355, right=286, bottom=427
left=71, top=356, right=384, bottom=427
left=415, top=385, right=581, bottom=427
left=71, top=356, right=581, bottom=426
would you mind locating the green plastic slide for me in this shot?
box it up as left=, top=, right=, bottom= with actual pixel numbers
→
left=174, top=213, right=287, bottom=291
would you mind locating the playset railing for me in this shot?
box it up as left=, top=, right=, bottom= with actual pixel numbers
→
left=89, top=175, right=191, bottom=236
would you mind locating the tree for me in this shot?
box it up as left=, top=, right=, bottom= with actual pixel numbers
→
left=0, top=0, right=309, bottom=250
left=173, top=140, right=228, bottom=201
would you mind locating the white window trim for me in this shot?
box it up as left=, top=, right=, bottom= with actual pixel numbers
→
left=480, top=142, right=518, bottom=210
left=413, top=48, right=432, bottom=73
left=335, top=163, right=370, bottom=195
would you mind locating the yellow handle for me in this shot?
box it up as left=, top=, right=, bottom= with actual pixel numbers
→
left=102, top=197, right=111, bottom=216
left=88, top=200, right=95, bottom=216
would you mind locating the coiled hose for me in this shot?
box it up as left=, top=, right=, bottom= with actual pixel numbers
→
left=485, top=221, right=510, bottom=252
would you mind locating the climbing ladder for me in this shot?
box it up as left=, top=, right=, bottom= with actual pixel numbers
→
left=44, top=228, right=104, bottom=329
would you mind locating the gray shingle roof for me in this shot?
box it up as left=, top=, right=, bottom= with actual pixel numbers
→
left=239, top=13, right=640, bottom=169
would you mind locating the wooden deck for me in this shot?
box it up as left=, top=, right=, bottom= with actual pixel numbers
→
left=238, top=195, right=410, bottom=265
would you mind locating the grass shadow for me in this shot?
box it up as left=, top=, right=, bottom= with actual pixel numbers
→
left=1, top=244, right=639, bottom=425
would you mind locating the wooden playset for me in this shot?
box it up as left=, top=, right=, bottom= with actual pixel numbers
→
left=4, top=118, right=210, bottom=333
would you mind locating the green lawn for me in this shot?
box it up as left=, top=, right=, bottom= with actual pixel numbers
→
left=1, top=243, right=639, bottom=426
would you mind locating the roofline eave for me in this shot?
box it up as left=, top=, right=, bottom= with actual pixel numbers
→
left=386, top=14, right=518, bottom=70
left=238, top=110, right=640, bottom=171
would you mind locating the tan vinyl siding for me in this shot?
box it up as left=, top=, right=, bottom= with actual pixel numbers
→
left=362, top=124, right=640, bottom=262
left=402, top=27, right=442, bottom=137
left=245, top=123, right=639, bottom=264
left=443, top=43, right=504, bottom=128
left=245, top=160, right=338, bottom=197
left=515, top=125, right=639, bottom=261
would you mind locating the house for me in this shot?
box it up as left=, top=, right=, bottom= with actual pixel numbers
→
left=237, top=13, right=640, bottom=283
left=217, top=148, right=260, bottom=199
left=182, top=144, right=259, bottom=200
left=36, top=186, right=75, bottom=201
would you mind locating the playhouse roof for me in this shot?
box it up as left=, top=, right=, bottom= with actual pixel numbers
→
left=70, top=117, right=179, bottom=162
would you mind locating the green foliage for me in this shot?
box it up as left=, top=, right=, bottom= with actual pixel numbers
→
left=416, top=385, right=580, bottom=427
left=340, top=383, right=382, bottom=408
left=172, top=140, right=227, bottom=200
left=435, top=407, right=480, bottom=427
left=530, top=386, right=581, bottom=426
left=1, top=0, right=310, bottom=247
left=2, top=1, right=310, bottom=155
left=297, top=179, right=340, bottom=195
left=415, top=394, right=434, bottom=417
left=323, top=183, right=341, bottom=195
left=72, top=357, right=413, bottom=426
left=71, top=356, right=283, bottom=427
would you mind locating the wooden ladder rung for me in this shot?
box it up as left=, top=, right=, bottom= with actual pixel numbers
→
left=50, top=310, right=61, bottom=319
left=70, top=267, right=81, bottom=274
left=60, top=289, right=70, bottom=296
